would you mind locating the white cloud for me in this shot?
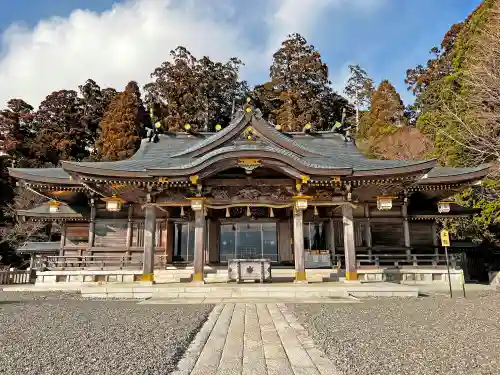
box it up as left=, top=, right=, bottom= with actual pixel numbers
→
left=0, top=0, right=385, bottom=108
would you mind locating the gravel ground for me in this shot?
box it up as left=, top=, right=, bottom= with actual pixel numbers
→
left=290, top=290, right=500, bottom=375
left=0, top=292, right=213, bottom=375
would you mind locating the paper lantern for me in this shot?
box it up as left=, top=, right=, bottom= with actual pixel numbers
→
left=376, top=196, right=394, bottom=211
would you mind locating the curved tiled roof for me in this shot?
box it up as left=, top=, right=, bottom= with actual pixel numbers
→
left=8, top=113, right=490, bottom=184
left=8, top=167, right=77, bottom=184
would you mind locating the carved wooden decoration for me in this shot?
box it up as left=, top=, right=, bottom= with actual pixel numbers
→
left=211, top=186, right=293, bottom=202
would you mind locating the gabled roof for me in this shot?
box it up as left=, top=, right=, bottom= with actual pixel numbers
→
left=8, top=167, right=76, bottom=185
left=7, top=110, right=491, bottom=184
left=17, top=202, right=90, bottom=221
left=417, top=165, right=490, bottom=184
left=59, top=110, right=437, bottom=178
left=17, top=242, right=61, bottom=254
left=409, top=203, right=479, bottom=220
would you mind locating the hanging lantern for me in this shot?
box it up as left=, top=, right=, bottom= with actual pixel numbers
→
left=438, top=201, right=452, bottom=213
left=246, top=206, right=251, bottom=216
left=180, top=206, right=185, bottom=217
left=49, top=200, right=61, bottom=213
left=188, top=197, right=204, bottom=211
left=103, top=195, right=126, bottom=212
left=313, top=206, right=319, bottom=217
left=226, top=207, right=230, bottom=218
left=269, top=207, right=274, bottom=218
left=293, top=195, right=311, bottom=210
left=376, top=196, right=394, bottom=211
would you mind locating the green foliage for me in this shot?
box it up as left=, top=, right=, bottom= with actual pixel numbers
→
left=448, top=181, right=500, bottom=245
left=96, top=81, right=149, bottom=161
left=407, top=1, right=500, bottom=245
left=357, top=79, right=407, bottom=155
left=144, top=47, right=248, bottom=132
left=252, top=33, right=351, bottom=132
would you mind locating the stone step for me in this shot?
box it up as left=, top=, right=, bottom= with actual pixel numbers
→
left=79, top=282, right=419, bottom=299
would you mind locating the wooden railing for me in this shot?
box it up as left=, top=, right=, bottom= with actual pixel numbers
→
left=332, top=253, right=462, bottom=269
left=37, top=256, right=143, bottom=270
left=36, top=255, right=173, bottom=270
left=0, top=270, right=33, bottom=285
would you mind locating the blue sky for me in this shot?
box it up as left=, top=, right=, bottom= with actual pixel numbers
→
left=0, top=0, right=483, bottom=107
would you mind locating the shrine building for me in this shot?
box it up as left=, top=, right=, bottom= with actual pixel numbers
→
left=9, top=108, right=490, bottom=283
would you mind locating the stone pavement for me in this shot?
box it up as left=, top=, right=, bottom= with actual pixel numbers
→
left=172, top=303, right=341, bottom=375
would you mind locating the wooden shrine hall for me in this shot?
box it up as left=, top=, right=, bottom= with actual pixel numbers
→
left=9, top=107, right=489, bottom=283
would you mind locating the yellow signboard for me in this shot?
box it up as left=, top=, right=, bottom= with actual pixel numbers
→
left=440, top=229, right=450, bottom=247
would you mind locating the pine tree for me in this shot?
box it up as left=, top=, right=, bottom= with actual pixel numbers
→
left=95, top=81, right=149, bottom=161
left=79, top=79, right=118, bottom=151
left=33, top=90, right=87, bottom=165
left=144, top=47, right=248, bottom=132
left=361, top=79, right=405, bottom=139
left=344, top=64, right=374, bottom=131
left=254, top=33, right=349, bottom=131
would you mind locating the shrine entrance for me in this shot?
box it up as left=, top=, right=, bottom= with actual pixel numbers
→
left=219, top=222, right=278, bottom=263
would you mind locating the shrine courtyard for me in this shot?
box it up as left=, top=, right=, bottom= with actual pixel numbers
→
left=0, top=287, right=498, bottom=375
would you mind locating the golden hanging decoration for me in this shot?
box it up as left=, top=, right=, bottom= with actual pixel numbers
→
left=180, top=206, right=185, bottom=217
left=226, top=207, right=230, bottom=218
left=314, top=206, right=319, bottom=217
left=269, top=207, right=274, bottom=218
left=246, top=206, right=251, bottom=216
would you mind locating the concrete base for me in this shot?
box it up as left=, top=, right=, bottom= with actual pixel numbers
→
left=73, top=282, right=419, bottom=300
left=190, top=280, right=206, bottom=286
left=30, top=267, right=465, bottom=289
left=357, top=267, right=464, bottom=285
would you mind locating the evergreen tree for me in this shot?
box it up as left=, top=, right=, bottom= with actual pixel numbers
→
left=344, top=64, right=374, bottom=131
left=79, top=79, right=118, bottom=152
left=144, top=47, right=248, bottom=132
left=360, top=79, right=405, bottom=139
left=32, top=90, right=87, bottom=165
left=96, top=81, right=149, bottom=161
left=405, top=1, right=495, bottom=166
left=0, top=99, right=36, bottom=167
left=252, top=33, right=349, bottom=131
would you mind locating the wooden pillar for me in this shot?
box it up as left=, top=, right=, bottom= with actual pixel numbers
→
left=59, top=222, right=66, bottom=256
left=278, top=220, right=292, bottom=263
left=364, top=204, right=372, bottom=261
left=204, top=217, right=209, bottom=265
left=87, top=198, right=96, bottom=255
left=166, top=221, right=174, bottom=263
left=402, top=198, right=411, bottom=258
left=126, top=204, right=133, bottom=249
left=325, top=218, right=336, bottom=266
left=342, top=204, right=357, bottom=281
left=208, top=219, right=220, bottom=264
left=192, top=202, right=205, bottom=283
left=142, top=204, right=156, bottom=282
left=432, top=221, right=439, bottom=257
left=293, top=207, right=307, bottom=283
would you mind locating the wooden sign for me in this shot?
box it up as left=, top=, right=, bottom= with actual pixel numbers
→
left=440, top=229, right=450, bottom=247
